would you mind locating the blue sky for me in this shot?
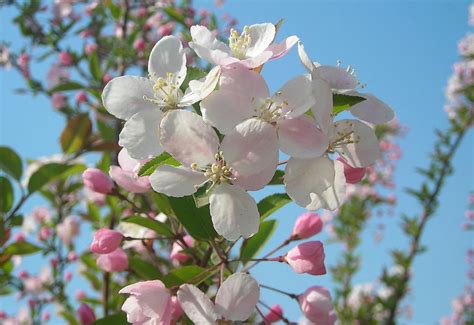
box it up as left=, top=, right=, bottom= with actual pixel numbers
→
left=1, top=0, right=473, bottom=323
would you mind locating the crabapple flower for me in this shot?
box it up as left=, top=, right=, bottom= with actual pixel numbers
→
left=102, top=35, right=221, bottom=160
left=189, top=23, right=298, bottom=69
left=201, top=68, right=328, bottom=158
left=285, top=241, right=326, bottom=275
left=82, top=168, right=114, bottom=194
left=292, top=212, right=323, bottom=239
left=150, top=110, right=278, bottom=241
left=96, top=248, right=128, bottom=272
left=119, top=280, right=173, bottom=324
left=299, top=286, right=337, bottom=325
left=264, top=304, right=284, bottom=323
left=109, top=148, right=151, bottom=193
left=90, top=228, right=123, bottom=254
left=298, top=41, right=394, bottom=125
left=177, top=273, right=259, bottom=323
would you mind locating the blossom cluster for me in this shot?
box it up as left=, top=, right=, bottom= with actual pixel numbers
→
left=97, top=19, right=395, bottom=323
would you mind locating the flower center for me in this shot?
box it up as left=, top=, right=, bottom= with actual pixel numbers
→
left=229, top=26, right=251, bottom=59
left=327, top=120, right=359, bottom=153
left=252, top=94, right=290, bottom=123
left=143, top=72, right=183, bottom=111
left=191, top=151, right=234, bottom=191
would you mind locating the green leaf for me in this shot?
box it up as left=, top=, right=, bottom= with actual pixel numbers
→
left=181, top=67, right=207, bottom=91
left=0, top=176, right=13, bottom=212
left=268, top=169, right=284, bottom=185
left=59, top=311, right=80, bottom=325
left=3, top=241, right=41, bottom=255
left=88, top=53, right=101, bottom=80
left=164, top=7, right=186, bottom=25
left=332, top=93, right=365, bottom=115
left=138, top=152, right=180, bottom=176
left=122, top=215, right=173, bottom=237
left=168, top=196, right=218, bottom=240
left=258, top=193, right=291, bottom=220
left=60, top=113, right=92, bottom=154
left=0, top=146, right=23, bottom=180
left=162, top=265, right=219, bottom=287
left=49, top=81, right=84, bottom=92
left=128, top=257, right=162, bottom=280
left=27, top=163, right=86, bottom=193
left=93, top=313, right=127, bottom=325
left=108, top=3, right=122, bottom=20
left=240, top=219, right=277, bottom=264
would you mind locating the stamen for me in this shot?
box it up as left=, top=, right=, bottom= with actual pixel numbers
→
left=229, top=26, right=252, bottom=59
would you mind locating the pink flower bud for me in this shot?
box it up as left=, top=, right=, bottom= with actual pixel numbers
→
left=133, top=38, right=146, bottom=51
left=64, top=271, right=73, bottom=281
left=82, top=168, right=114, bottom=194
left=42, top=312, right=50, bottom=322
left=103, top=73, right=112, bottom=84
left=51, top=93, right=67, bottom=110
left=96, top=248, right=128, bottom=272
left=170, top=296, right=183, bottom=321
left=77, top=303, right=96, bottom=325
left=337, top=157, right=366, bottom=184
left=158, top=22, right=175, bottom=36
left=84, top=43, right=98, bottom=55
left=14, top=232, right=25, bottom=242
left=38, top=227, right=52, bottom=241
left=75, top=91, right=88, bottom=104
left=59, top=52, right=73, bottom=66
left=67, top=251, right=78, bottom=261
left=50, top=258, right=58, bottom=268
left=299, top=286, right=337, bottom=324
left=75, top=290, right=86, bottom=300
left=90, top=228, right=123, bottom=254
left=292, top=212, right=323, bottom=239
left=170, top=235, right=194, bottom=264
left=263, top=304, right=283, bottom=323
left=19, top=270, right=29, bottom=279
left=285, top=241, right=326, bottom=276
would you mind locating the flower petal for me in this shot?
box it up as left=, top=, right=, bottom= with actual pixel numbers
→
left=148, top=36, right=187, bottom=87
left=102, top=76, right=155, bottom=120
left=333, top=119, right=380, bottom=167
left=284, top=156, right=345, bottom=210
left=109, top=166, right=151, bottom=194
left=221, top=118, right=278, bottom=189
left=189, top=25, right=236, bottom=66
left=311, top=76, right=334, bottom=136
left=314, top=65, right=359, bottom=90
left=246, top=23, right=275, bottom=57
left=118, top=148, right=141, bottom=172
left=297, top=41, right=315, bottom=73
left=119, top=281, right=170, bottom=320
left=277, top=116, right=328, bottom=158
left=118, top=110, right=163, bottom=160
left=149, top=165, right=204, bottom=197
left=209, top=184, right=259, bottom=241
left=180, top=66, right=221, bottom=107
left=160, top=110, right=219, bottom=167
left=345, top=92, right=395, bottom=124
left=215, top=273, right=260, bottom=321
left=177, top=284, right=219, bottom=325
left=201, top=69, right=268, bottom=134
left=267, top=35, right=299, bottom=60
left=274, top=75, right=315, bottom=118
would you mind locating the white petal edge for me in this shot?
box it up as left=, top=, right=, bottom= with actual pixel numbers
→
left=118, top=109, right=163, bottom=160
left=215, top=273, right=260, bottom=321
left=102, top=76, right=155, bottom=120
left=148, top=36, right=187, bottom=88
left=177, top=284, right=219, bottom=325
left=160, top=110, right=219, bottom=167
left=149, top=165, right=204, bottom=197
left=209, top=184, right=259, bottom=241
left=180, top=66, right=221, bottom=107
